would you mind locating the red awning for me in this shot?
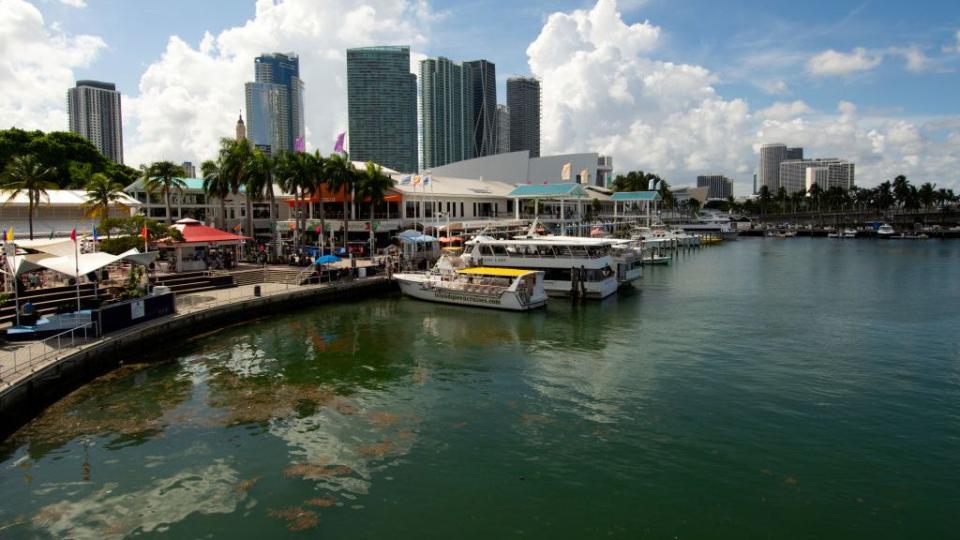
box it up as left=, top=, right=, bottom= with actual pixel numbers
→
left=287, top=187, right=403, bottom=206
left=175, top=222, right=248, bottom=244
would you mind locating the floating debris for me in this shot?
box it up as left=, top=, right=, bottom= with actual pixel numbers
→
left=284, top=462, right=356, bottom=481
left=234, top=476, right=262, bottom=494
left=304, top=496, right=337, bottom=508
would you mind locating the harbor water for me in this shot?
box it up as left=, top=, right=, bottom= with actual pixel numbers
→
left=1, top=238, right=958, bottom=538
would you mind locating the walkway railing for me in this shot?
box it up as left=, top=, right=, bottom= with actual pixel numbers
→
left=0, top=322, right=95, bottom=386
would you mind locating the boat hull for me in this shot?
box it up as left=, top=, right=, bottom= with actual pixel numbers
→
left=395, top=277, right=545, bottom=311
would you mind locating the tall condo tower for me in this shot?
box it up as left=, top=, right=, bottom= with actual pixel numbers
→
left=420, top=57, right=475, bottom=169
left=67, top=80, right=124, bottom=164
left=495, top=104, right=510, bottom=154
left=464, top=60, right=497, bottom=158
left=347, top=46, right=418, bottom=173
left=506, top=77, right=541, bottom=157
left=244, top=52, right=304, bottom=154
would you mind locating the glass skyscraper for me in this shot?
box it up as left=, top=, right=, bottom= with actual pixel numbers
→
left=244, top=52, right=304, bottom=154
left=507, top=77, right=541, bottom=158
left=420, top=57, right=475, bottom=169
left=346, top=46, right=418, bottom=173
left=67, top=80, right=123, bottom=164
left=464, top=60, right=497, bottom=158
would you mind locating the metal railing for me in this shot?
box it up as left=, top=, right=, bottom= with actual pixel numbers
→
left=1, top=321, right=96, bottom=386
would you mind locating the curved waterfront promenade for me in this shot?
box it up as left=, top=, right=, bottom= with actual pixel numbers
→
left=0, top=277, right=393, bottom=438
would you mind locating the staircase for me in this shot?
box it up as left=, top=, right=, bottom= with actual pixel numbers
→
left=227, top=267, right=313, bottom=286
left=149, top=271, right=235, bottom=295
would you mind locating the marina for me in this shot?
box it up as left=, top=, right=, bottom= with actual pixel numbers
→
left=1, top=238, right=957, bottom=538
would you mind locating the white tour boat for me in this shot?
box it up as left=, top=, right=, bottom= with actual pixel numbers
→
left=394, top=266, right=548, bottom=311
left=464, top=236, right=620, bottom=299
left=877, top=224, right=895, bottom=238
left=679, top=212, right=739, bottom=240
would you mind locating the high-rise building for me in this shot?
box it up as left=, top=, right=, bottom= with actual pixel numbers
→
left=464, top=60, right=497, bottom=158
left=67, top=80, right=124, bottom=164
left=347, top=46, right=418, bottom=173
left=507, top=77, right=541, bottom=157
left=697, top=175, right=734, bottom=199
left=420, top=57, right=475, bottom=169
left=780, top=158, right=855, bottom=194
left=758, top=143, right=786, bottom=194
left=495, top=104, right=510, bottom=155
left=244, top=53, right=304, bottom=154
left=802, top=160, right=855, bottom=192
left=181, top=161, right=196, bottom=177
left=786, top=147, right=804, bottom=160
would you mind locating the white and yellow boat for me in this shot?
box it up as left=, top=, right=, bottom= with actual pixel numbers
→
left=394, top=267, right=548, bottom=311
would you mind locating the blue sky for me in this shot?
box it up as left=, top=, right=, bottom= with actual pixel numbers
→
left=9, top=0, right=960, bottom=189
left=47, top=0, right=959, bottom=117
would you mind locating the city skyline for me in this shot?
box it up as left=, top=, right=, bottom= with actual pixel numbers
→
left=3, top=0, right=959, bottom=193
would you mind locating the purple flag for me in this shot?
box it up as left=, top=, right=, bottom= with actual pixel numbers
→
left=333, top=132, right=345, bottom=153
left=294, top=136, right=305, bottom=153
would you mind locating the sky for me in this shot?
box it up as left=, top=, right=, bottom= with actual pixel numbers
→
left=2, top=0, right=958, bottom=195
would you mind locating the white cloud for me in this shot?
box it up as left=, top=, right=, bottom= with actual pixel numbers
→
left=891, top=46, right=933, bottom=73
left=125, top=0, right=436, bottom=167
left=758, top=101, right=811, bottom=121
left=530, top=0, right=959, bottom=191
left=57, top=0, right=87, bottom=7
left=758, top=79, right=789, bottom=95
left=807, top=47, right=882, bottom=77
left=943, top=30, right=960, bottom=54
left=0, top=0, right=104, bottom=131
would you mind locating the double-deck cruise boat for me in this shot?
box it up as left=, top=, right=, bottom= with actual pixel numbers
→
left=679, top=212, right=739, bottom=240
left=464, top=236, right=619, bottom=299
left=513, top=226, right=643, bottom=287
left=394, top=266, right=548, bottom=311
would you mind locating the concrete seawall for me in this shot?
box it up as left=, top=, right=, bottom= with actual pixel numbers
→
left=0, top=277, right=396, bottom=440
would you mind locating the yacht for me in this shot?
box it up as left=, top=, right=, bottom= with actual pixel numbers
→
left=842, top=228, right=857, bottom=238
left=464, top=236, right=620, bottom=299
left=877, top=224, right=895, bottom=238
left=514, top=229, right=643, bottom=287
left=394, top=266, right=547, bottom=311
left=679, top=212, right=739, bottom=240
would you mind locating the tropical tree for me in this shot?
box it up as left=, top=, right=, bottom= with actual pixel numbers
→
left=1, top=154, right=58, bottom=239
left=758, top=185, right=772, bottom=218
left=201, top=159, right=230, bottom=229
left=776, top=186, right=788, bottom=214
left=216, top=137, right=254, bottom=233
left=324, top=153, right=357, bottom=250
left=917, top=182, right=936, bottom=211
left=875, top=181, right=894, bottom=212
left=141, top=160, right=187, bottom=225
left=807, top=183, right=823, bottom=217
left=892, top=175, right=911, bottom=209
left=83, top=172, right=126, bottom=221
left=685, top=197, right=702, bottom=218
left=275, top=150, right=317, bottom=250
left=356, top=161, right=395, bottom=254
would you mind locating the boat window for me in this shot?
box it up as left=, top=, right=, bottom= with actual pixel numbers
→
left=482, top=245, right=496, bottom=256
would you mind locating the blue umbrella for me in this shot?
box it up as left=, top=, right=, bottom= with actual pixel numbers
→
left=316, top=254, right=342, bottom=264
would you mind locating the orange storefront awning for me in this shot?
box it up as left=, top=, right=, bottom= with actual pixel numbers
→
left=287, top=187, right=403, bottom=206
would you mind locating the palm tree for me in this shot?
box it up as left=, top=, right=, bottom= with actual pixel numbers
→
left=83, top=172, right=126, bottom=221
left=324, top=153, right=357, bottom=250
left=217, top=138, right=254, bottom=234
left=142, top=161, right=187, bottom=225
left=356, top=161, right=395, bottom=254
left=758, top=185, right=772, bottom=219
left=807, top=183, right=823, bottom=223
left=917, top=182, right=936, bottom=211
left=275, top=150, right=317, bottom=251
left=1, top=154, right=58, bottom=239
left=776, top=186, right=788, bottom=214
left=201, top=159, right=229, bottom=229
left=892, top=175, right=911, bottom=209
left=242, top=149, right=274, bottom=244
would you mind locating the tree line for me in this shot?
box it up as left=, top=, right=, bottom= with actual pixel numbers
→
left=1, top=130, right=395, bottom=254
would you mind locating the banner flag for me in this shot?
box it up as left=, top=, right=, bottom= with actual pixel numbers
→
left=561, top=162, right=572, bottom=181
left=333, top=132, right=346, bottom=153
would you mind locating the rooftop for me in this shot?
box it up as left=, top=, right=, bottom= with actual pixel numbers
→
left=506, top=183, right=588, bottom=199
left=610, top=191, right=661, bottom=202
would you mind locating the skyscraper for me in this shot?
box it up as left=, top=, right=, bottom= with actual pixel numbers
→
left=507, top=77, right=540, bottom=157
left=347, top=46, right=418, bottom=173
left=697, top=175, right=734, bottom=199
left=758, top=143, right=793, bottom=193
left=496, top=104, right=510, bottom=155
left=464, top=60, right=497, bottom=158
left=67, top=80, right=123, bottom=164
left=244, top=53, right=304, bottom=154
left=420, top=57, right=474, bottom=169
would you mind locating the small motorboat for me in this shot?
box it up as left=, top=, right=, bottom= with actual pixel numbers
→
left=394, top=267, right=548, bottom=311
left=843, top=228, right=857, bottom=238
left=877, top=224, right=895, bottom=238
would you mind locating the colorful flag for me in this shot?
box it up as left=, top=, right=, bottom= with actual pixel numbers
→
left=92, top=226, right=99, bottom=241
left=422, top=175, right=431, bottom=186
left=561, top=162, right=572, bottom=181
left=4, top=227, right=12, bottom=242
left=141, top=226, right=149, bottom=239
left=314, top=225, right=322, bottom=234
left=234, top=224, right=242, bottom=232
left=413, top=175, right=422, bottom=186
left=294, top=136, right=306, bottom=153
left=399, top=175, right=411, bottom=185
left=70, top=228, right=77, bottom=242
left=333, top=132, right=345, bottom=153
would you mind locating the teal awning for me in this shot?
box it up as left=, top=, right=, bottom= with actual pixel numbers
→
left=125, top=177, right=206, bottom=191
left=610, top=191, right=661, bottom=202
left=507, top=183, right=588, bottom=199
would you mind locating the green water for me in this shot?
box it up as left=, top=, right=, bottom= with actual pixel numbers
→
left=2, top=238, right=959, bottom=538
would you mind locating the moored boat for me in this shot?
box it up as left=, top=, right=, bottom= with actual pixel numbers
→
left=394, top=267, right=548, bottom=311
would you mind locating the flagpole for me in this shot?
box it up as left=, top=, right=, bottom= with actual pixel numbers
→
left=74, top=231, right=81, bottom=312
left=4, top=236, right=20, bottom=327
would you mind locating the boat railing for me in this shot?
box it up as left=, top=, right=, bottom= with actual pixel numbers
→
left=0, top=321, right=96, bottom=386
